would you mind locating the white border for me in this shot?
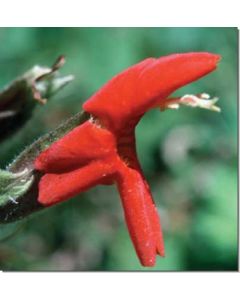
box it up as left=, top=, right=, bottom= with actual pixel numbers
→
left=1, top=273, right=240, bottom=299
left=0, top=0, right=239, bottom=299
left=0, top=0, right=239, bottom=26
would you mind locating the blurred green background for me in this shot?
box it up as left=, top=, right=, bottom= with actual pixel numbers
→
left=0, top=28, right=238, bottom=271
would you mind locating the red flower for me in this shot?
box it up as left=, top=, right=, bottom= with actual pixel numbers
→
left=34, top=52, right=220, bottom=267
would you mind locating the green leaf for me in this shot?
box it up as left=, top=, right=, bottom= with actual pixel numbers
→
left=0, top=169, right=34, bottom=207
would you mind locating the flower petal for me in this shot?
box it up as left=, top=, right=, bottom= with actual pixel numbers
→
left=83, top=52, right=220, bottom=132
left=37, top=159, right=117, bottom=206
left=35, top=120, right=117, bottom=173
left=116, top=165, right=164, bottom=266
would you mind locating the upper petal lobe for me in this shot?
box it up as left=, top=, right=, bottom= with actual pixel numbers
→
left=83, top=52, right=220, bottom=132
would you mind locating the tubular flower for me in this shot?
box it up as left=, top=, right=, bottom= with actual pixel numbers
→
left=34, top=52, right=221, bottom=267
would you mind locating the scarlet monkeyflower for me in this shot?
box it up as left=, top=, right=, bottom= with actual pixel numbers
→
left=34, top=52, right=220, bottom=267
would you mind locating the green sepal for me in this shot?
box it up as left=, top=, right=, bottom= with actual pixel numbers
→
left=0, top=169, right=34, bottom=208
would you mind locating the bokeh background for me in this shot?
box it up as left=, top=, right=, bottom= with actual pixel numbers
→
left=0, top=27, right=238, bottom=271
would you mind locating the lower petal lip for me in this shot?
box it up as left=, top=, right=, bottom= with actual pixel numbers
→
left=141, top=256, right=156, bottom=267
left=116, top=164, right=164, bottom=267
